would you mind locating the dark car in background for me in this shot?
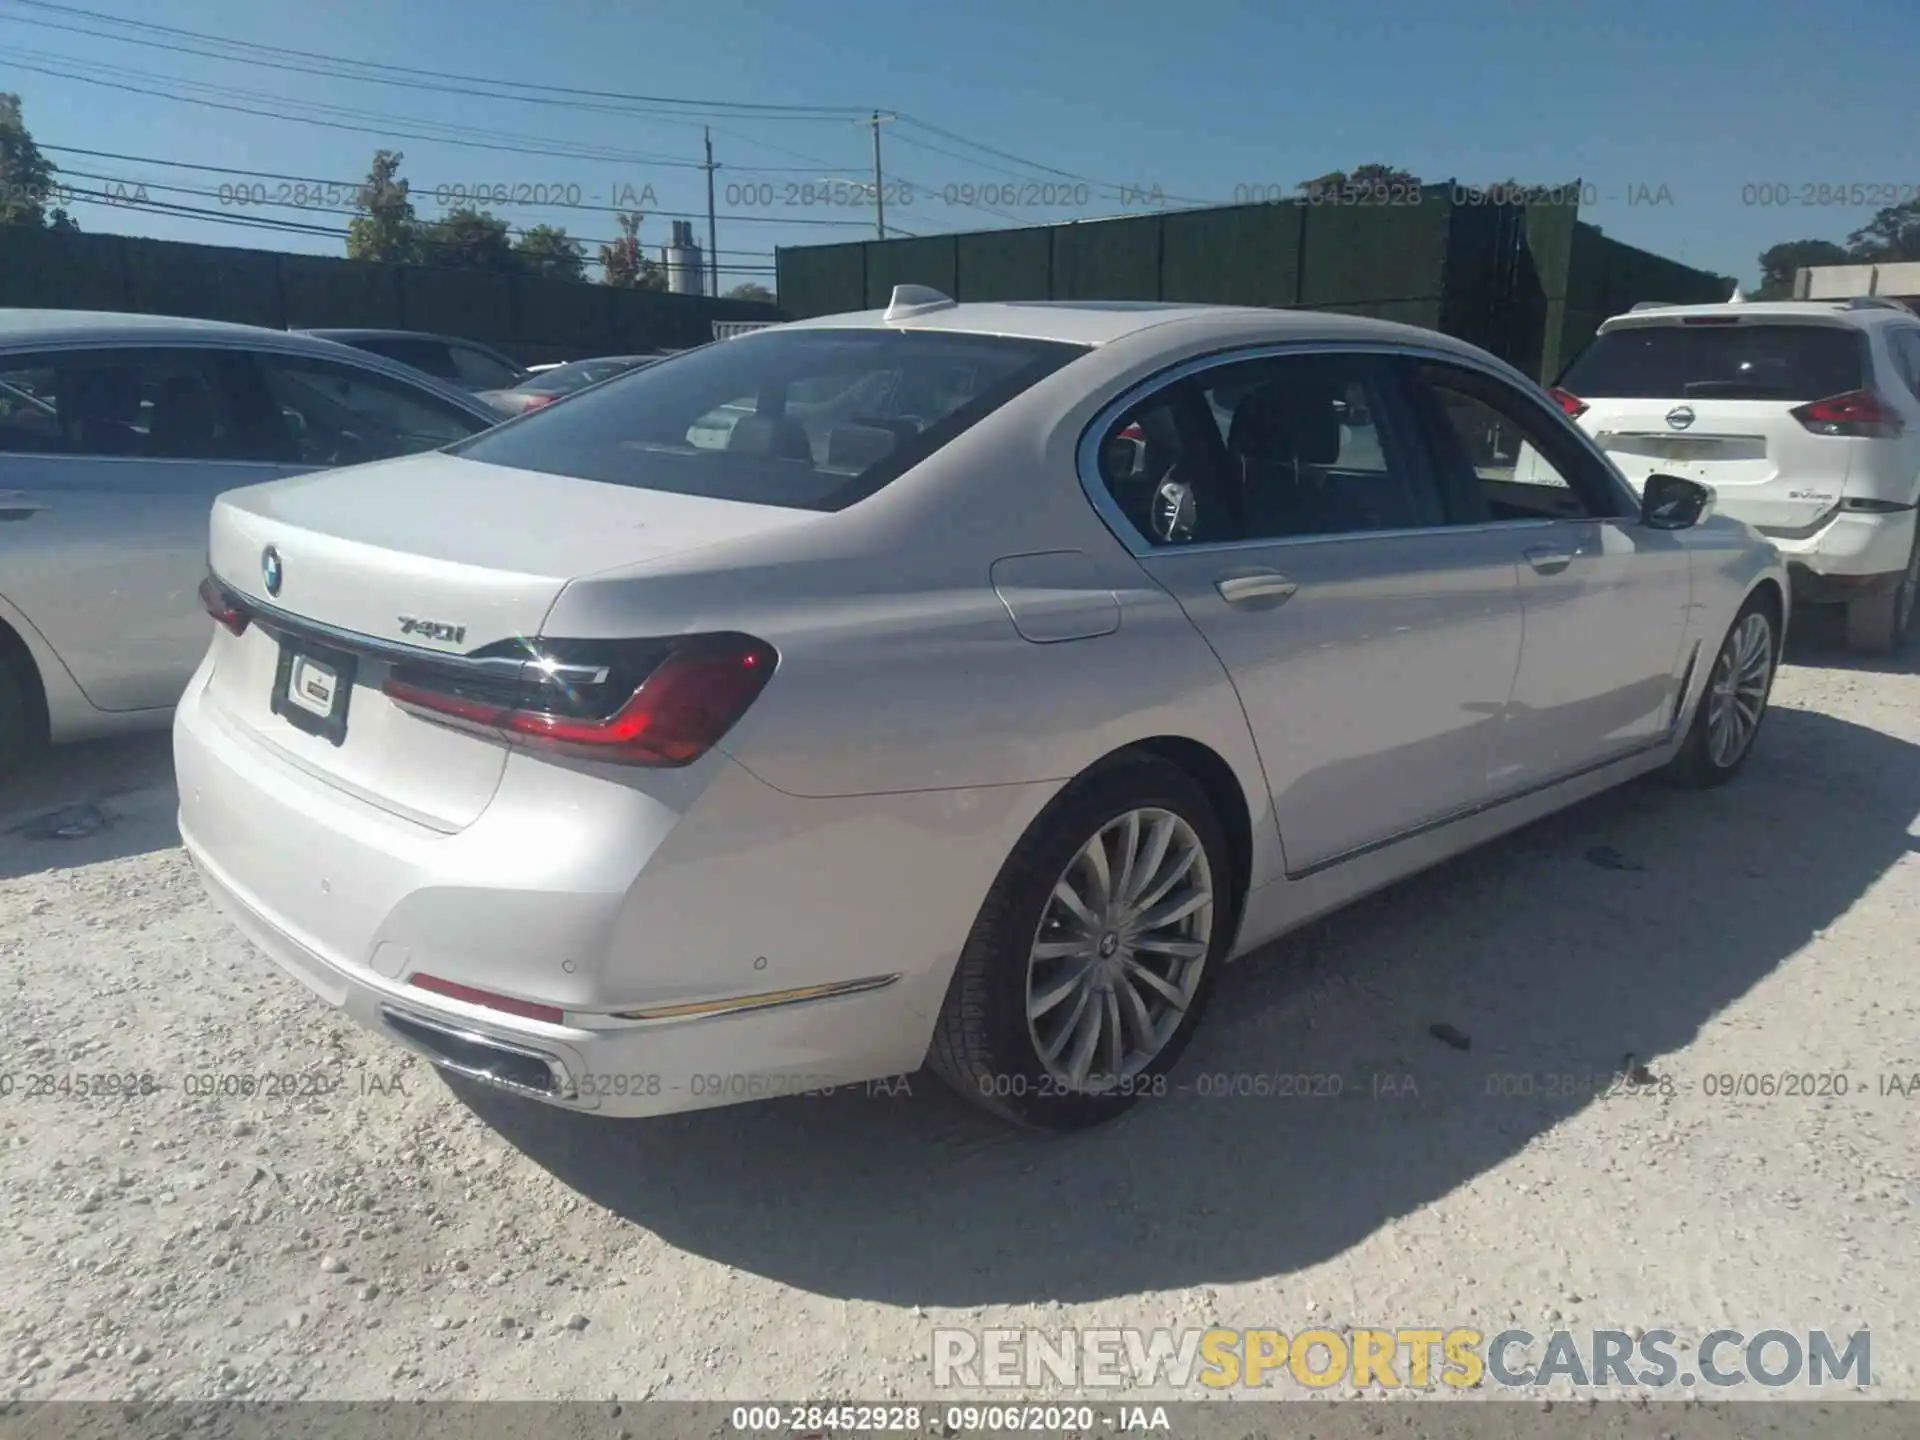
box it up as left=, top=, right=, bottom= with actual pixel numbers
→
left=475, top=354, right=669, bottom=416
left=298, top=329, right=529, bottom=395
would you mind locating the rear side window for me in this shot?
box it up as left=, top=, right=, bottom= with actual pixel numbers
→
left=447, top=344, right=521, bottom=390
left=1560, top=322, right=1865, bottom=402
left=449, top=329, right=1086, bottom=512
left=354, top=337, right=460, bottom=380
left=251, top=353, right=488, bottom=465
left=1887, top=330, right=1920, bottom=401
left=0, top=361, right=62, bottom=454
left=0, top=348, right=252, bottom=461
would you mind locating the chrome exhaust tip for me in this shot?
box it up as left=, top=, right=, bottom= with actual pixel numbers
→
left=378, top=1007, right=576, bottom=1101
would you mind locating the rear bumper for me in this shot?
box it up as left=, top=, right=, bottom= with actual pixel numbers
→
left=1762, top=506, right=1915, bottom=586
left=174, top=660, right=1053, bottom=1117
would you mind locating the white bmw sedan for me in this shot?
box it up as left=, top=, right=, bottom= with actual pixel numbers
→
left=176, top=288, right=1788, bottom=1131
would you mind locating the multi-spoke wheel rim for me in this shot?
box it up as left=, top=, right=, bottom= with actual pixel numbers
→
left=1705, top=613, right=1774, bottom=769
left=1025, top=807, right=1214, bottom=1093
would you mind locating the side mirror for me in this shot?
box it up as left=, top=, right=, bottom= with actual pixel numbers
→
left=1640, top=472, right=1714, bottom=530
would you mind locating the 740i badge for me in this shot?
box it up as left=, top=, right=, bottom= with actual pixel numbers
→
left=397, top=616, right=467, bottom=644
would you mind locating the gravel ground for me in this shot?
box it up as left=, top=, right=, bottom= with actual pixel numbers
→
left=1, top=610, right=1916, bottom=1406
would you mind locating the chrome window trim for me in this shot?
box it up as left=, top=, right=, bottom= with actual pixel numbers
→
left=1073, top=337, right=1642, bottom=559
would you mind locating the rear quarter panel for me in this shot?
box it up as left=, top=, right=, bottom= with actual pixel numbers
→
left=539, top=337, right=1285, bottom=889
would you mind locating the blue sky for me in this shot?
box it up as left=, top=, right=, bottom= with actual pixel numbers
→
left=5, top=0, right=1916, bottom=293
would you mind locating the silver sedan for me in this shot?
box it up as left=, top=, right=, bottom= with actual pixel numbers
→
left=174, top=289, right=1787, bottom=1131
left=0, top=310, right=504, bottom=773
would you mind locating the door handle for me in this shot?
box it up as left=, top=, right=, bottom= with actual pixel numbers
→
left=1522, top=544, right=1574, bottom=575
left=0, top=494, right=50, bottom=521
left=1215, top=571, right=1298, bottom=606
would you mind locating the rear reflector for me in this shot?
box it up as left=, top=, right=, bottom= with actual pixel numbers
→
left=1547, top=387, right=1589, bottom=419
left=409, top=973, right=564, bottom=1024
left=1790, top=389, right=1904, bottom=439
left=384, top=633, right=778, bottom=767
left=199, top=575, right=249, bottom=636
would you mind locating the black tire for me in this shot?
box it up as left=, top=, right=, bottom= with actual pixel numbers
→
left=928, top=752, right=1235, bottom=1130
left=1843, top=528, right=1918, bottom=654
left=1666, top=592, right=1779, bottom=789
left=0, top=654, right=37, bottom=783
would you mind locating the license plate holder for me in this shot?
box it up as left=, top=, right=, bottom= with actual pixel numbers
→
left=270, top=637, right=357, bottom=747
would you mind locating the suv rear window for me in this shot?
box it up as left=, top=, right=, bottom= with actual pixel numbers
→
left=1560, top=322, right=1866, bottom=402
left=448, top=329, right=1086, bottom=511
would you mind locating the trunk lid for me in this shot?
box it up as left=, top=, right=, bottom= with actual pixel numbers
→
left=203, top=452, right=815, bottom=830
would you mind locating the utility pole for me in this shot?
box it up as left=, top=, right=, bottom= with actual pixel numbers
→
left=703, top=127, right=719, bottom=298
left=862, top=111, right=895, bottom=238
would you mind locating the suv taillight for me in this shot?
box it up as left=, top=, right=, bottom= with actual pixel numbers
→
left=383, top=633, right=777, bottom=768
left=1790, top=389, right=1905, bottom=438
left=1548, top=387, right=1589, bottom=419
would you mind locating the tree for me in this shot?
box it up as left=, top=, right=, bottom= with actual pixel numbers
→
left=0, top=93, right=75, bottom=229
left=1846, top=199, right=1920, bottom=264
left=513, top=224, right=586, bottom=282
left=416, top=206, right=517, bottom=272
left=346, top=149, right=417, bottom=263
left=1753, top=238, right=1853, bottom=299
left=1297, top=162, right=1422, bottom=200
left=726, top=281, right=774, bottom=303
left=598, top=212, right=665, bottom=290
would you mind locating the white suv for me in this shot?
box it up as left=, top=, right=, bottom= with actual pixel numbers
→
left=1546, top=297, right=1920, bottom=651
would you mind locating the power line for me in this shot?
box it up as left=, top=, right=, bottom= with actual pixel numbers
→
left=53, top=184, right=779, bottom=274
left=0, top=0, right=873, bottom=118
left=41, top=146, right=875, bottom=231
left=0, top=10, right=858, bottom=129
left=5, top=49, right=862, bottom=177
left=893, top=113, right=1215, bottom=207
left=4, top=6, right=1178, bottom=221
left=55, top=168, right=780, bottom=260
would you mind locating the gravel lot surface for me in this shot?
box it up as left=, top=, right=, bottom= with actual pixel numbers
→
left=1, top=611, right=1915, bottom=1405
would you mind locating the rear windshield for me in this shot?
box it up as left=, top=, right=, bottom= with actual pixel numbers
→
left=448, top=328, right=1087, bottom=511
left=1560, top=322, right=1865, bottom=402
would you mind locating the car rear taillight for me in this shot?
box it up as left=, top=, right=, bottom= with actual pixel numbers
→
left=1789, top=389, right=1905, bottom=439
left=409, top=973, right=563, bottom=1023
left=1547, top=387, right=1589, bottom=420
left=199, top=575, right=249, bottom=636
left=383, top=633, right=777, bottom=767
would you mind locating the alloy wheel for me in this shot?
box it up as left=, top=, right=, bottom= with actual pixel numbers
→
left=1705, top=612, right=1774, bottom=769
left=1025, top=807, right=1214, bottom=1092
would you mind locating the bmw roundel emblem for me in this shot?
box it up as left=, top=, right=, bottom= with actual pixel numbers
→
left=262, top=546, right=283, bottom=597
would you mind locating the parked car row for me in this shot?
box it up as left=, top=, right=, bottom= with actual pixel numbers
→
left=1, top=285, right=1910, bottom=1136
left=0, top=315, right=709, bottom=772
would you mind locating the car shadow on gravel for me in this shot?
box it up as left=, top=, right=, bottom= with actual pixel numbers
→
left=1784, top=603, right=1920, bottom=676
left=453, top=704, right=1920, bottom=1307
left=0, top=733, right=178, bottom=882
